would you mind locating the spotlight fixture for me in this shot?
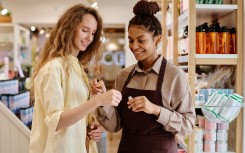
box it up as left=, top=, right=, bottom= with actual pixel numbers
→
left=0, top=0, right=9, bottom=16
left=31, top=26, right=36, bottom=32
left=39, top=29, right=45, bottom=35
left=91, top=2, right=97, bottom=8
left=1, top=8, right=7, bottom=15
left=87, top=0, right=98, bottom=8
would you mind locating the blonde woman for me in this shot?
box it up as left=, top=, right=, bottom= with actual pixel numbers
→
left=29, top=4, right=122, bottom=153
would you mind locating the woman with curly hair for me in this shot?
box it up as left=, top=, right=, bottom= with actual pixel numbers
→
left=29, top=4, right=122, bottom=153
left=94, top=1, right=196, bottom=152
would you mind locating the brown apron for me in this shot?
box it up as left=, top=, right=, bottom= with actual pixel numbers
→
left=116, top=58, right=178, bottom=153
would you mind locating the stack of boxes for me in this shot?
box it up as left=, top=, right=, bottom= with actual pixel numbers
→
left=195, top=116, right=229, bottom=152
left=0, top=79, right=33, bottom=127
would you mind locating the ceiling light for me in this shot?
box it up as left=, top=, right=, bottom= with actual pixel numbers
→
left=106, top=42, right=118, bottom=51
left=91, top=2, right=97, bottom=8
left=31, top=26, right=36, bottom=32
left=87, top=0, right=98, bottom=8
left=45, top=33, right=50, bottom=38
left=1, top=8, right=7, bottom=15
left=39, top=29, right=45, bottom=35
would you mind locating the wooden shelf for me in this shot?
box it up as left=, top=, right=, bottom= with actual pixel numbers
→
left=164, top=0, right=243, bottom=152
left=201, top=152, right=235, bottom=153
left=0, top=23, right=31, bottom=66
left=178, top=55, right=188, bottom=64
left=178, top=65, right=188, bottom=69
left=178, top=54, right=238, bottom=65
left=196, top=54, right=238, bottom=58
left=196, top=4, right=237, bottom=25
left=195, top=104, right=204, bottom=109
left=196, top=54, right=238, bottom=65
left=0, top=43, right=13, bottom=48
left=168, top=4, right=237, bottom=28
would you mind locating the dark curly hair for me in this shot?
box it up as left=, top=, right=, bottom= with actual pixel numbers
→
left=129, top=0, right=162, bottom=37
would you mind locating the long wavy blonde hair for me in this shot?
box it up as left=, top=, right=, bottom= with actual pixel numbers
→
left=30, top=4, right=103, bottom=103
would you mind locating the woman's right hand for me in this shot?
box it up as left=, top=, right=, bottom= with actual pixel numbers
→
left=90, top=78, right=106, bottom=95
left=94, top=89, right=122, bottom=107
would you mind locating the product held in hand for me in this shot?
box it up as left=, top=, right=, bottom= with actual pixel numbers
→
left=128, top=96, right=132, bottom=101
left=97, top=80, right=103, bottom=86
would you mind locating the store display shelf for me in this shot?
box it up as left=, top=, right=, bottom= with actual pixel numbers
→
left=0, top=102, right=30, bottom=136
left=195, top=104, right=203, bottom=108
left=201, top=152, right=235, bottom=153
left=196, top=4, right=237, bottom=10
left=167, top=11, right=188, bottom=29
left=0, top=43, right=13, bottom=49
left=196, top=54, right=238, bottom=65
left=178, top=54, right=238, bottom=65
left=196, top=4, right=237, bottom=25
left=178, top=55, right=188, bottom=64
left=178, top=65, right=188, bottom=70
left=0, top=42, right=13, bottom=46
left=196, top=54, right=238, bottom=58
left=0, top=23, right=15, bottom=27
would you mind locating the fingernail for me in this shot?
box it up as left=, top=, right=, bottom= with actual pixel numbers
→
left=128, top=96, right=132, bottom=100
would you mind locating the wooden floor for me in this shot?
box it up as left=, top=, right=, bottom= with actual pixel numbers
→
left=106, top=131, right=122, bottom=153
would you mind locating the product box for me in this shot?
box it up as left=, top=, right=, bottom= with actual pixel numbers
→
left=0, top=79, right=19, bottom=95
left=1, top=90, right=30, bottom=114
left=198, top=88, right=234, bottom=103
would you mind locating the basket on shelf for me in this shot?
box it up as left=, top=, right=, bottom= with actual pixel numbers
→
left=201, top=91, right=243, bottom=123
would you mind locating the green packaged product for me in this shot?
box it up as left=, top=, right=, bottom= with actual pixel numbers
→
left=206, top=0, right=215, bottom=4
left=199, top=0, right=206, bottom=4
left=215, top=0, right=223, bottom=4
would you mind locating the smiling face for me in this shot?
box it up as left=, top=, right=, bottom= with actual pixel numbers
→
left=72, top=13, right=98, bottom=56
left=128, top=26, right=160, bottom=63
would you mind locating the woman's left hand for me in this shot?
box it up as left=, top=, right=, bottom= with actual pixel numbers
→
left=127, top=96, right=160, bottom=116
left=88, top=122, right=101, bottom=142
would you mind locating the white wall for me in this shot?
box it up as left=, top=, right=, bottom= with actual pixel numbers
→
left=4, top=0, right=136, bottom=26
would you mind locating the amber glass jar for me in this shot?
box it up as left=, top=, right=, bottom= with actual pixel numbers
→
left=196, top=27, right=200, bottom=54
left=220, top=27, right=231, bottom=54
left=230, top=28, right=236, bottom=54
left=224, top=29, right=231, bottom=54
left=196, top=23, right=209, bottom=54
left=209, top=23, right=220, bottom=54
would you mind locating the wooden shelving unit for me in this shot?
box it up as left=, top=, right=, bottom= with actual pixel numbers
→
left=162, top=0, right=244, bottom=152
left=178, top=54, right=238, bottom=65
left=0, top=23, right=31, bottom=66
